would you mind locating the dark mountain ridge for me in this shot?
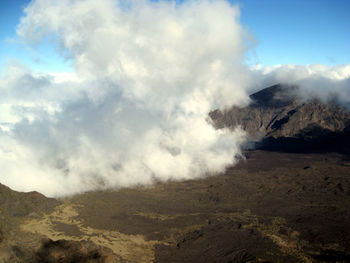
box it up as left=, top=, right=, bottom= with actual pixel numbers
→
left=210, top=84, right=350, bottom=153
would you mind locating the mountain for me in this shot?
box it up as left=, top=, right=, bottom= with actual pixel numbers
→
left=210, top=84, right=350, bottom=153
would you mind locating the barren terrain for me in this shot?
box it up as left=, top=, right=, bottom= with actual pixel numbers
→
left=2, top=150, right=350, bottom=262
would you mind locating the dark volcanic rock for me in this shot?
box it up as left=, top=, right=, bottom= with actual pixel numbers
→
left=155, top=218, right=299, bottom=263
left=210, top=84, right=350, bottom=153
left=35, top=238, right=121, bottom=263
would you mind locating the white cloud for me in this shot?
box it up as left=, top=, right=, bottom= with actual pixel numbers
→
left=36, top=72, right=82, bottom=84
left=0, top=0, right=252, bottom=196
left=250, top=64, right=350, bottom=105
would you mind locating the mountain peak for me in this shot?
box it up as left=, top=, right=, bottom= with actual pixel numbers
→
left=249, top=84, right=298, bottom=108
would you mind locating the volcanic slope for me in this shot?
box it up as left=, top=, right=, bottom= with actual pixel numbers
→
left=210, top=84, right=350, bottom=153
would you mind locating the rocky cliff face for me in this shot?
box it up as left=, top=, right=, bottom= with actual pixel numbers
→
left=210, top=84, right=350, bottom=152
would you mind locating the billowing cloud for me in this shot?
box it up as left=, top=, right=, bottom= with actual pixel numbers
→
left=0, top=0, right=251, bottom=196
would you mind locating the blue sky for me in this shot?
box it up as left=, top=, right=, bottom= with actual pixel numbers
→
left=0, top=0, right=71, bottom=72
left=238, top=0, right=350, bottom=65
left=0, top=0, right=349, bottom=73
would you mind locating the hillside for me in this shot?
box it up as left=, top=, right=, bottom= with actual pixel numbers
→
left=0, top=183, right=120, bottom=262
left=210, top=84, right=350, bottom=152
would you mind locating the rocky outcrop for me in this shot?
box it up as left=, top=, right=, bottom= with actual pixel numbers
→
left=210, top=84, right=350, bottom=152
left=34, top=238, right=122, bottom=263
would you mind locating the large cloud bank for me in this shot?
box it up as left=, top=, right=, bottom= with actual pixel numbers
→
left=0, top=0, right=251, bottom=196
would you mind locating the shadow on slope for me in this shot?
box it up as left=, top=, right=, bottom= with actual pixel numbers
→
left=256, top=124, right=350, bottom=154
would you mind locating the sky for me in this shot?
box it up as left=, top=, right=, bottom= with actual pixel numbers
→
left=0, top=0, right=70, bottom=72
left=0, top=0, right=349, bottom=197
left=1, top=0, right=349, bottom=73
left=238, top=0, right=350, bottom=65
